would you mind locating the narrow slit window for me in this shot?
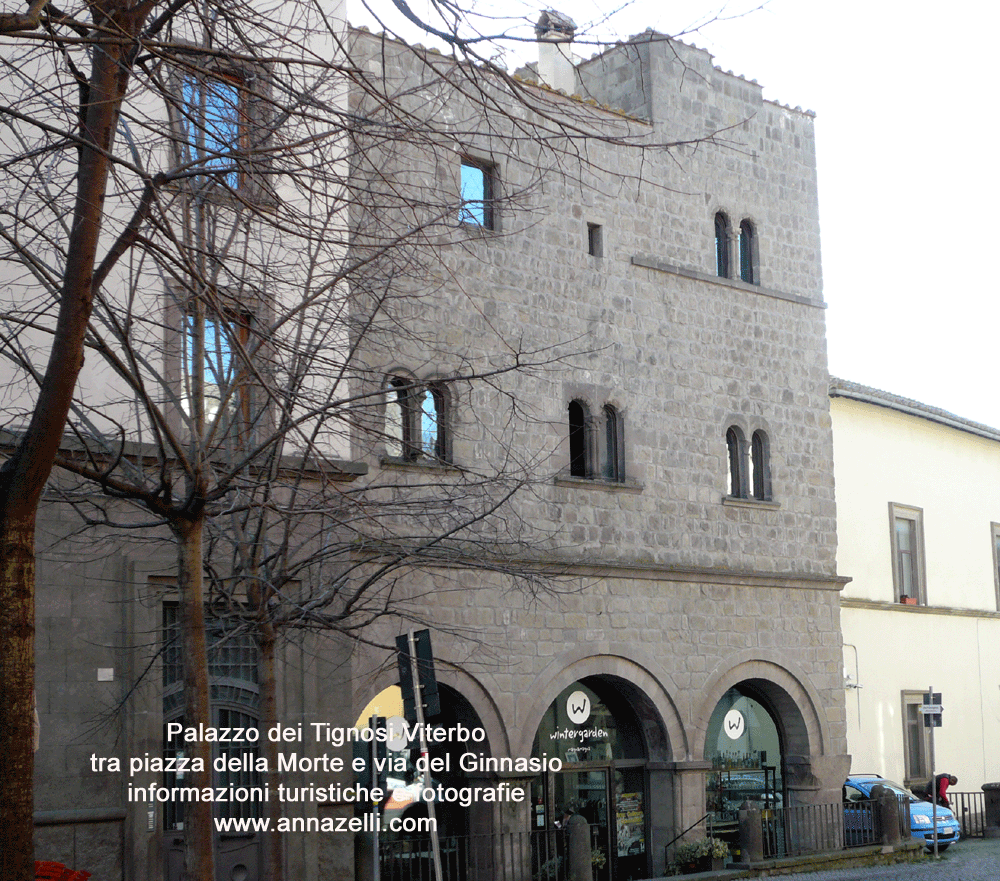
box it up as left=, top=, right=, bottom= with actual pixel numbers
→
left=739, top=219, right=756, bottom=284
left=751, top=430, right=771, bottom=500
left=726, top=426, right=747, bottom=498
left=460, top=159, right=495, bottom=229
left=587, top=223, right=603, bottom=257
left=603, top=404, right=624, bottom=482
left=569, top=400, right=589, bottom=478
left=715, top=212, right=730, bottom=278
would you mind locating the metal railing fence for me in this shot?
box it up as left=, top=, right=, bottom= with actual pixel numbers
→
left=948, top=791, right=986, bottom=838
left=379, top=824, right=606, bottom=881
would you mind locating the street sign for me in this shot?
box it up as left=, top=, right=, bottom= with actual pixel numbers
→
left=922, top=691, right=943, bottom=728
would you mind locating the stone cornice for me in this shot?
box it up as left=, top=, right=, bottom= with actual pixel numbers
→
left=630, top=255, right=825, bottom=309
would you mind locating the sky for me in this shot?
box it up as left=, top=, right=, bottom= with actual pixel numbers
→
left=352, top=1, right=1000, bottom=428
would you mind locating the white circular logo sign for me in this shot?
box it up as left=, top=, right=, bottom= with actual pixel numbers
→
left=566, top=691, right=591, bottom=725
left=386, top=715, right=409, bottom=752
left=723, top=709, right=746, bottom=740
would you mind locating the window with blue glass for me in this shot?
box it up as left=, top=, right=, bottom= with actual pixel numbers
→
left=385, top=376, right=449, bottom=462
left=181, top=74, right=244, bottom=187
left=460, top=159, right=495, bottom=229
left=182, top=308, right=255, bottom=442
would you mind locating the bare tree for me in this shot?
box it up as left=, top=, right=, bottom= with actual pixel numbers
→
left=0, top=0, right=736, bottom=877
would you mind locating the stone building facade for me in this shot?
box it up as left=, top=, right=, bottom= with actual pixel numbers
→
left=22, top=15, right=851, bottom=881
left=345, top=22, right=850, bottom=881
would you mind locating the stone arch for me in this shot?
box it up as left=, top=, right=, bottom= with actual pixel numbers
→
left=352, top=663, right=509, bottom=758
left=694, top=654, right=828, bottom=762
left=515, top=650, right=685, bottom=761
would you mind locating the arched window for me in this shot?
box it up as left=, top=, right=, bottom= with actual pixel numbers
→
left=715, top=212, right=730, bottom=278
left=739, top=219, right=757, bottom=284
left=421, top=384, right=448, bottom=460
left=386, top=376, right=450, bottom=462
left=603, top=404, right=625, bottom=482
left=568, top=400, right=590, bottom=478
left=726, top=426, right=748, bottom=498
left=751, top=430, right=771, bottom=500
left=385, top=377, right=415, bottom=460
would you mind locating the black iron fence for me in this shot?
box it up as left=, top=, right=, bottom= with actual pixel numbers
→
left=948, top=791, right=987, bottom=838
left=764, top=796, right=909, bottom=858
left=380, top=798, right=914, bottom=881
left=379, top=825, right=606, bottom=881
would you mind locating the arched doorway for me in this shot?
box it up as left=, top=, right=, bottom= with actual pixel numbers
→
left=704, top=683, right=785, bottom=854
left=530, top=675, right=669, bottom=881
left=374, top=683, right=494, bottom=880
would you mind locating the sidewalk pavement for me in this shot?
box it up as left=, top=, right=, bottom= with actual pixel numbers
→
left=768, top=836, right=1000, bottom=880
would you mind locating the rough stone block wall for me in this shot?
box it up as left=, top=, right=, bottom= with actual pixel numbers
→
left=347, top=28, right=848, bottom=842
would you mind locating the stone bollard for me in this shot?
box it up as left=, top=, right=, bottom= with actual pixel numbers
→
left=566, top=814, right=592, bottom=881
left=738, top=801, right=764, bottom=864
left=983, top=782, right=1000, bottom=838
left=876, top=790, right=901, bottom=846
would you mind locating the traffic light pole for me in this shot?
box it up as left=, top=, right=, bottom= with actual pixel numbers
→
left=408, top=629, right=444, bottom=881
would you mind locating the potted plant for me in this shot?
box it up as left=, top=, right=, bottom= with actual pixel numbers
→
left=709, top=836, right=730, bottom=870
left=671, top=837, right=730, bottom=874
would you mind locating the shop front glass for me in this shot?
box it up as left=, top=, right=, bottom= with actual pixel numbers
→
left=704, top=687, right=784, bottom=850
left=530, top=678, right=650, bottom=880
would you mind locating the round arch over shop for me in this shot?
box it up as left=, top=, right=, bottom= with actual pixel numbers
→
left=515, top=651, right=685, bottom=760
left=353, top=662, right=511, bottom=759
left=694, top=656, right=828, bottom=761
left=524, top=666, right=676, bottom=881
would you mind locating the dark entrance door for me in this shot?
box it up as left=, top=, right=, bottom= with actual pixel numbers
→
left=162, top=607, right=262, bottom=881
left=530, top=677, right=661, bottom=880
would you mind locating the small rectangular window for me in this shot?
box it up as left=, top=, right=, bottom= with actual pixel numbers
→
left=587, top=223, right=603, bottom=257
left=460, top=159, right=495, bottom=229
left=901, top=691, right=931, bottom=785
left=889, top=503, right=926, bottom=604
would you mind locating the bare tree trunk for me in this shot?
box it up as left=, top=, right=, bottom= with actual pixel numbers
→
left=258, top=621, right=284, bottom=881
left=0, top=508, right=37, bottom=878
left=0, top=13, right=143, bottom=875
left=175, top=516, right=216, bottom=881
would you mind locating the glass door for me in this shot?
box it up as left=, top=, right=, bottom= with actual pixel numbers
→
left=554, top=769, right=611, bottom=881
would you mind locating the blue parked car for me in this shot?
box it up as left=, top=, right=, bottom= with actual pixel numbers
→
left=843, top=775, right=960, bottom=850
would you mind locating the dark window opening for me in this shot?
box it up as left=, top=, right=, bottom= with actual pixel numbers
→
left=603, top=404, right=624, bottom=482
left=895, top=517, right=919, bottom=599
left=569, top=400, right=589, bottom=478
left=715, top=212, right=730, bottom=278
left=739, top=219, right=756, bottom=284
left=751, top=430, right=771, bottom=500
left=587, top=222, right=604, bottom=257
